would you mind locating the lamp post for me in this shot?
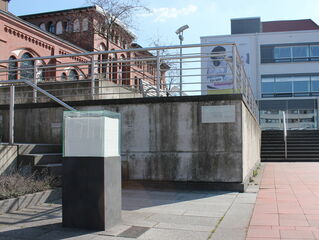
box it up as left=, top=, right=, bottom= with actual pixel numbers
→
left=175, top=25, right=189, bottom=96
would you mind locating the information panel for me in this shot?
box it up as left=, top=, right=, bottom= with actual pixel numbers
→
left=201, top=105, right=236, bottom=123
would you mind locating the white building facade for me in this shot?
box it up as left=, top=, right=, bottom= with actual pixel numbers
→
left=201, top=18, right=319, bottom=130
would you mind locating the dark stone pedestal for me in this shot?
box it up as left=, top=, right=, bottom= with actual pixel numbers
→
left=62, top=156, right=121, bottom=231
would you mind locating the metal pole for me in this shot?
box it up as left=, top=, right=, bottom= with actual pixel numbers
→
left=9, top=85, right=15, bottom=145
left=282, top=111, right=288, bottom=160
left=23, top=80, right=76, bottom=111
left=91, top=58, right=96, bottom=99
left=33, top=64, right=37, bottom=103
left=179, top=37, right=183, bottom=96
left=156, top=50, right=161, bottom=97
left=232, top=45, right=237, bottom=94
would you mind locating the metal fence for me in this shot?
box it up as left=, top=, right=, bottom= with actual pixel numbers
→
left=0, top=43, right=258, bottom=116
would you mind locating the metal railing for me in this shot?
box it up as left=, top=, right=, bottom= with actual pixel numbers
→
left=6, top=79, right=76, bottom=144
left=0, top=43, right=258, bottom=116
left=282, top=111, right=288, bottom=160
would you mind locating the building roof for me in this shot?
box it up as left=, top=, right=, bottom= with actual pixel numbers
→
left=0, top=9, right=87, bottom=53
left=262, top=19, right=319, bottom=33
left=19, top=5, right=136, bottom=39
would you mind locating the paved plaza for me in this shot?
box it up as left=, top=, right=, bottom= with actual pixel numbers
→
left=247, top=163, right=319, bottom=240
left=0, top=188, right=257, bottom=239
left=1, top=163, right=319, bottom=239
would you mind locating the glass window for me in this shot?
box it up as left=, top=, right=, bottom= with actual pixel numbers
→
left=274, top=47, right=291, bottom=60
left=292, top=46, right=309, bottom=59
left=47, top=22, right=56, bottom=34
left=262, top=83, right=275, bottom=94
left=20, top=52, right=34, bottom=80
left=69, top=70, right=78, bottom=81
left=56, top=21, right=63, bottom=34
left=261, top=77, right=275, bottom=94
left=293, top=76, right=310, bottom=93
left=61, top=73, right=67, bottom=81
left=82, top=18, right=89, bottom=31
left=73, top=19, right=80, bottom=32
left=310, top=45, right=319, bottom=57
left=275, top=77, right=292, bottom=93
left=39, top=23, right=46, bottom=31
left=311, top=76, right=319, bottom=92
left=8, top=56, right=18, bottom=80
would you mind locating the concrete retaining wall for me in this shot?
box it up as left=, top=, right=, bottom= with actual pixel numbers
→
left=0, top=188, right=61, bottom=214
left=242, top=102, right=261, bottom=182
left=0, top=144, right=18, bottom=175
left=0, top=80, right=142, bottom=105
left=0, top=95, right=261, bottom=191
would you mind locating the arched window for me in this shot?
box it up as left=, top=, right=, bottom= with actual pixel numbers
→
left=47, top=22, right=56, bottom=34
left=56, top=21, right=63, bottom=34
left=68, top=70, right=78, bottom=81
left=8, top=56, right=18, bottom=80
left=82, top=18, right=89, bottom=31
left=73, top=19, right=80, bottom=32
left=61, top=72, right=67, bottom=81
left=20, top=52, right=34, bottom=80
left=39, top=23, right=46, bottom=31
left=62, top=21, right=70, bottom=32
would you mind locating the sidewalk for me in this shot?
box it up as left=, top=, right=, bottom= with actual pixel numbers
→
left=247, top=163, right=319, bottom=240
left=3, top=162, right=319, bottom=239
left=0, top=187, right=257, bottom=240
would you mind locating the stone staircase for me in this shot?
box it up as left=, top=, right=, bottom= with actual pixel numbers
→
left=17, top=144, right=62, bottom=176
left=261, top=130, right=319, bottom=162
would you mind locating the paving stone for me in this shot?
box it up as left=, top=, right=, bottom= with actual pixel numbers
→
left=117, top=226, right=150, bottom=238
left=34, top=229, right=96, bottom=240
left=98, top=224, right=131, bottom=236
left=137, top=228, right=210, bottom=240
left=147, top=213, right=220, bottom=226
left=211, top=227, right=248, bottom=240
left=154, top=222, right=214, bottom=232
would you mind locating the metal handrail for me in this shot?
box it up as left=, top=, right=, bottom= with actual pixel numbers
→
left=282, top=111, right=288, bottom=160
left=7, top=79, right=76, bottom=144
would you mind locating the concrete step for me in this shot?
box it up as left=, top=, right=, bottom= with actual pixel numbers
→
left=18, top=153, right=62, bottom=166
left=35, top=163, right=62, bottom=176
left=18, top=144, right=62, bottom=155
left=262, top=158, right=319, bottom=162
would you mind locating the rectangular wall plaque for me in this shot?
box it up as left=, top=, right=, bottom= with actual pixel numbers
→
left=201, top=105, right=236, bottom=123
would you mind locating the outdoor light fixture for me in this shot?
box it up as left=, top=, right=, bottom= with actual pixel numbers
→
left=175, top=24, right=189, bottom=96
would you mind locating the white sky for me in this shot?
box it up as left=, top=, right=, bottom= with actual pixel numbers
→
left=9, top=0, right=319, bottom=47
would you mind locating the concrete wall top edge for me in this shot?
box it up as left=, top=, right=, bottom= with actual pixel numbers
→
left=0, top=94, right=244, bottom=110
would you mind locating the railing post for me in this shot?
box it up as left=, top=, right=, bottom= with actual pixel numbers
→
left=9, top=85, right=15, bottom=145
left=232, top=45, right=237, bottom=94
left=33, top=64, right=38, bottom=103
left=282, top=111, right=288, bottom=160
left=91, top=58, right=96, bottom=99
left=156, top=50, right=161, bottom=97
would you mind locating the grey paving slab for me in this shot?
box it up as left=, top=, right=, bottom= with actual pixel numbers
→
left=211, top=227, right=247, bottom=240
left=147, top=213, right=220, bottom=227
left=0, top=188, right=259, bottom=240
left=137, top=228, right=211, bottom=240
left=154, top=222, right=214, bottom=232
left=183, top=210, right=226, bottom=218
left=99, top=224, right=131, bottom=236
left=34, top=229, right=96, bottom=240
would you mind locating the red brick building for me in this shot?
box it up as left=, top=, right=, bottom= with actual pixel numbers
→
left=0, top=0, right=166, bottom=92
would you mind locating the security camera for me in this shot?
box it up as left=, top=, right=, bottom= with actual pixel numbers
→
left=175, top=25, right=189, bottom=35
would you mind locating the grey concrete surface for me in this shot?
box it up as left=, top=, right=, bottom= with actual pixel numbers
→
left=0, top=188, right=258, bottom=240
left=0, top=188, right=61, bottom=214
left=0, top=95, right=260, bottom=191
left=0, top=144, right=18, bottom=175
